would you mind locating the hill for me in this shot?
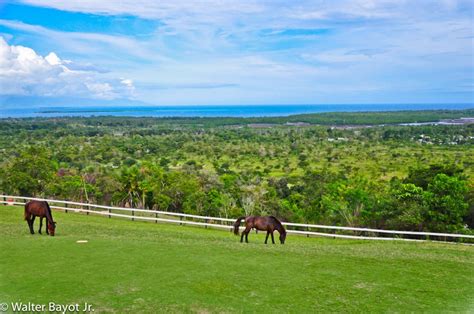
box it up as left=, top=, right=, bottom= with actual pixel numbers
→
left=1, top=205, right=473, bottom=312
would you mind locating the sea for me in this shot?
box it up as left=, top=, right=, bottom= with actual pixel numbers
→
left=0, top=104, right=473, bottom=119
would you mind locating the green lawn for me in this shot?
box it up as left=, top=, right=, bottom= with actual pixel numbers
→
left=1, top=205, right=473, bottom=313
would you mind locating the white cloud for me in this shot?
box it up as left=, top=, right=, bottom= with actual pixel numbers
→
left=120, top=78, right=133, bottom=88
left=18, top=0, right=264, bottom=20
left=2, top=1, right=472, bottom=104
left=0, top=19, right=170, bottom=63
left=0, top=36, right=134, bottom=100
left=120, top=78, right=135, bottom=94
left=45, top=52, right=61, bottom=65
left=302, top=51, right=374, bottom=64
left=17, top=0, right=473, bottom=24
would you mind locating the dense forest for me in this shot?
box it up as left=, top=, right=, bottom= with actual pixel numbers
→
left=0, top=110, right=473, bottom=234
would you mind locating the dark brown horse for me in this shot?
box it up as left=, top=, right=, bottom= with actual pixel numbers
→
left=233, top=216, right=286, bottom=244
left=24, top=200, right=56, bottom=236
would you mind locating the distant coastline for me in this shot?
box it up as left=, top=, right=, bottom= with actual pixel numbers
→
left=1, top=107, right=473, bottom=127
left=1, top=103, right=473, bottom=119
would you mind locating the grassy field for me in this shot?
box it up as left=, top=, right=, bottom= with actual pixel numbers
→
left=1, top=205, right=473, bottom=313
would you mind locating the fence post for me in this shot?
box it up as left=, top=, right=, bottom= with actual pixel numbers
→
left=132, top=209, right=135, bottom=221
left=205, top=219, right=208, bottom=229
left=65, top=202, right=68, bottom=214
left=3, top=196, right=6, bottom=205
left=180, top=216, right=183, bottom=226
left=108, top=207, right=111, bottom=219
left=155, top=212, right=158, bottom=223
left=307, top=226, right=310, bottom=238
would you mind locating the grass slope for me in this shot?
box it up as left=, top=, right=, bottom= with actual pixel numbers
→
left=1, top=206, right=473, bottom=313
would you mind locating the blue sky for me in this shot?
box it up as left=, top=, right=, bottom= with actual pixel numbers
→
left=0, top=0, right=473, bottom=106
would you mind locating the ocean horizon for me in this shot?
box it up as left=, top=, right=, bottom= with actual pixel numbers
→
left=1, top=103, right=473, bottom=119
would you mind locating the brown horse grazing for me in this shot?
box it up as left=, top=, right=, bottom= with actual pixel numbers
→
left=233, top=216, right=286, bottom=244
left=24, top=200, right=56, bottom=236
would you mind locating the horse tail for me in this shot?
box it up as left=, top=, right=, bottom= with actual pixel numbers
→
left=233, top=216, right=246, bottom=235
left=24, top=202, right=30, bottom=220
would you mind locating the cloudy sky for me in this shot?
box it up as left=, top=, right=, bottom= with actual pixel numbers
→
left=0, top=0, right=473, bottom=106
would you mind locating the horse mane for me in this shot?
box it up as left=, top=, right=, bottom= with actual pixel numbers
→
left=44, top=201, right=54, bottom=223
left=268, top=216, right=286, bottom=233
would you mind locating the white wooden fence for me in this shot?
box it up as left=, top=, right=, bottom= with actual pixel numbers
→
left=2, top=195, right=473, bottom=243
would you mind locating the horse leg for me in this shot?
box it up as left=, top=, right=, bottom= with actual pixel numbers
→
left=39, top=217, right=43, bottom=234
left=241, top=226, right=251, bottom=243
left=240, top=229, right=246, bottom=243
left=26, top=216, right=34, bottom=234
left=240, top=226, right=251, bottom=243
left=271, top=231, right=275, bottom=244
left=265, top=231, right=270, bottom=244
left=30, top=216, right=36, bottom=234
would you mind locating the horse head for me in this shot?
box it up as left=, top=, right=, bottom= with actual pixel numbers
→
left=48, top=221, right=56, bottom=236
left=279, top=231, right=286, bottom=244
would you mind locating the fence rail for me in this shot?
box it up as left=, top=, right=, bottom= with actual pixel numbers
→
left=2, top=195, right=473, bottom=243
